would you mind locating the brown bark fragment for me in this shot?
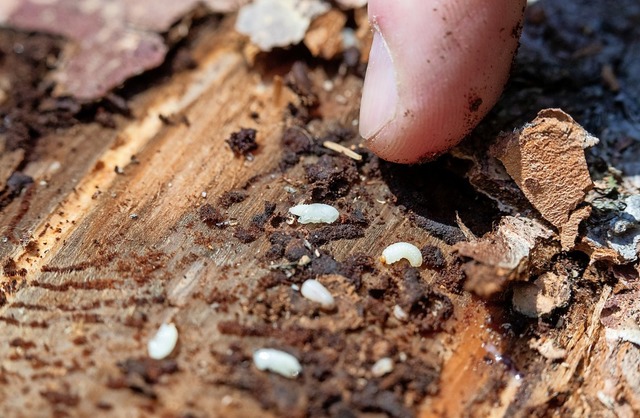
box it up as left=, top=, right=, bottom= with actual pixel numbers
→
left=304, top=9, right=347, bottom=59
left=492, top=108, right=597, bottom=250
left=2, top=0, right=165, bottom=100
left=560, top=204, right=592, bottom=250
left=0, top=0, right=249, bottom=101
left=454, top=216, right=554, bottom=297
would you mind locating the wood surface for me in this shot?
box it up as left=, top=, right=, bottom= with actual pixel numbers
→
left=0, top=13, right=634, bottom=418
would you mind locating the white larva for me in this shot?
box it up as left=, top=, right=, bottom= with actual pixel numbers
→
left=253, top=348, right=302, bottom=378
left=300, top=279, right=335, bottom=309
left=380, top=242, right=423, bottom=267
left=393, top=304, right=409, bottom=321
left=147, top=322, right=178, bottom=360
left=289, top=203, right=339, bottom=224
left=371, top=357, right=394, bottom=377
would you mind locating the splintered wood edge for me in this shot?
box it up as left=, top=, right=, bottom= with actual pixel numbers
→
left=6, top=51, right=245, bottom=285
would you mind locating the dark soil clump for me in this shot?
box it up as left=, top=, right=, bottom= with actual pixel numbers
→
left=226, top=128, right=258, bottom=157
left=305, top=155, right=359, bottom=201
left=199, top=203, right=225, bottom=228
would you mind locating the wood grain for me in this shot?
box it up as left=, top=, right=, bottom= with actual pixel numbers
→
left=0, top=15, right=629, bottom=418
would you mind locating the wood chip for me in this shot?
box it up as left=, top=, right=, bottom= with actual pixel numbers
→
left=303, top=9, right=346, bottom=59
left=512, top=272, right=571, bottom=318
left=322, top=140, right=362, bottom=161
left=601, top=64, right=620, bottom=92
left=455, top=216, right=555, bottom=297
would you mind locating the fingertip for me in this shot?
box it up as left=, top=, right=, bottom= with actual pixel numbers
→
left=360, top=0, right=526, bottom=163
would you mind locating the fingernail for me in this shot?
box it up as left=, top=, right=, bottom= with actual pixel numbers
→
left=359, top=29, right=398, bottom=140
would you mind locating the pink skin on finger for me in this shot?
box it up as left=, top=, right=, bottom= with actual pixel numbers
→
left=359, top=0, right=526, bottom=163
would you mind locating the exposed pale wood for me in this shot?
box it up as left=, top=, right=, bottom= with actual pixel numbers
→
left=0, top=15, right=629, bottom=418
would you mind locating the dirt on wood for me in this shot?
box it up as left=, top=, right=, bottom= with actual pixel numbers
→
left=0, top=1, right=639, bottom=417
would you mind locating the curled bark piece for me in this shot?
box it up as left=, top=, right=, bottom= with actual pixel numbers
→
left=492, top=109, right=598, bottom=250
left=0, top=0, right=250, bottom=101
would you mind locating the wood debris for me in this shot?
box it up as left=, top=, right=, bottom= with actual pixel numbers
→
left=512, top=272, right=571, bottom=318
left=322, top=140, right=362, bottom=161
left=235, top=0, right=330, bottom=51
left=0, top=0, right=246, bottom=100
left=599, top=282, right=640, bottom=410
left=601, top=64, right=621, bottom=92
left=606, top=328, right=640, bottom=346
left=601, top=287, right=640, bottom=334
left=304, top=9, right=347, bottom=59
left=581, top=194, right=640, bottom=263
left=454, top=216, right=555, bottom=297
left=492, top=108, right=598, bottom=250
left=0, top=0, right=366, bottom=100
left=529, top=338, right=567, bottom=361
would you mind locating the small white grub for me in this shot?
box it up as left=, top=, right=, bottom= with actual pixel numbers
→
left=322, top=140, right=363, bottom=161
left=371, top=357, right=394, bottom=377
left=380, top=242, right=423, bottom=267
left=291, top=284, right=300, bottom=291
left=289, top=203, right=339, bottom=224
left=301, top=279, right=335, bottom=309
left=147, top=323, right=178, bottom=360
left=253, top=348, right=302, bottom=378
left=393, top=305, right=409, bottom=322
